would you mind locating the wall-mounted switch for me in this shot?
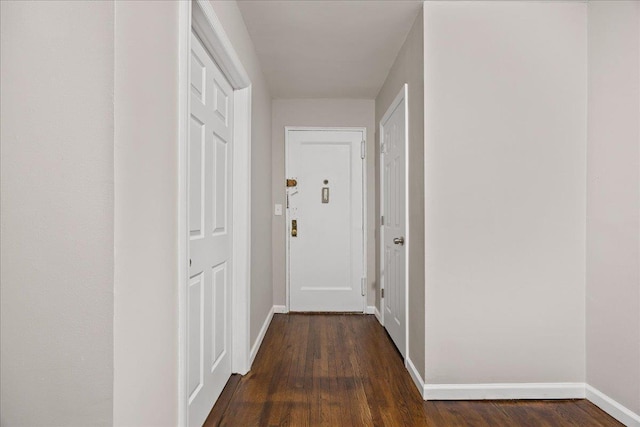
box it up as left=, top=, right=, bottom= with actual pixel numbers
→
left=274, top=204, right=283, bottom=216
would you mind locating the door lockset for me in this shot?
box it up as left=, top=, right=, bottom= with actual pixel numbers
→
left=291, top=219, right=298, bottom=237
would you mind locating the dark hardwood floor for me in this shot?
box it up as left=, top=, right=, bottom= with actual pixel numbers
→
left=204, top=314, right=621, bottom=426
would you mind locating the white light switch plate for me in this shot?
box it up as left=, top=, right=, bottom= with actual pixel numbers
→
left=274, top=204, right=283, bottom=216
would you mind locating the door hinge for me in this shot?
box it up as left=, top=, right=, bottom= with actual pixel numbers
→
left=360, top=140, right=366, bottom=159
left=361, top=277, right=366, bottom=296
left=381, top=288, right=384, bottom=299
left=381, top=215, right=384, bottom=226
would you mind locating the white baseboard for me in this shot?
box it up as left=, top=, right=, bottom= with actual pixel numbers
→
left=405, top=357, right=426, bottom=398
left=413, top=380, right=639, bottom=425
left=374, top=306, right=382, bottom=324
left=273, top=305, right=287, bottom=314
left=249, top=306, right=274, bottom=367
left=246, top=309, right=640, bottom=427
left=586, top=384, right=640, bottom=427
left=423, top=382, right=585, bottom=400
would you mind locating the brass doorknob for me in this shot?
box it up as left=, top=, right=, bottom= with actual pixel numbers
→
left=393, top=237, right=404, bottom=245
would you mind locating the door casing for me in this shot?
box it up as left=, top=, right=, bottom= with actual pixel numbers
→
left=379, top=84, right=409, bottom=361
left=178, top=1, right=252, bottom=426
left=284, top=127, right=368, bottom=313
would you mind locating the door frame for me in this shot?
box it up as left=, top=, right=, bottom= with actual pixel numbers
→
left=178, top=1, right=252, bottom=426
left=284, top=127, right=368, bottom=313
left=379, top=84, right=409, bottom=360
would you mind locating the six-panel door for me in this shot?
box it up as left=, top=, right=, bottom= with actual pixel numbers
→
left=188, top=32, right=234, bottom=427
left=381, top=89, right=407, bottom=358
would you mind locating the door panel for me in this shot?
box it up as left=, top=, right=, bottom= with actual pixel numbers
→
left=287, top=129, right=365, bottom=312
left=381, top=87, right=407, bottom=357
left=188, top=273, right=204, bottom=399
left=190, top=117, right=204, bottom=238
left=211, top=262, right=227, bottom=367
left=188, top=31, right=233, bottom=427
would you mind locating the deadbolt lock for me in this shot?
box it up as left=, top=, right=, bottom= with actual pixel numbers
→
left=291, top=219, right=298, bottom=237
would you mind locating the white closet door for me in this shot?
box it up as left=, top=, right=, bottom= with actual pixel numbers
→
left=187, top=31, right=234, bottom=427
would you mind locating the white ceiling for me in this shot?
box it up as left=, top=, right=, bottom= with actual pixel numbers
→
left=236, top=0, right=423, bottom=99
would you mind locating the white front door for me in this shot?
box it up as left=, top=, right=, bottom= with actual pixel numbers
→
left=188, top=32, right=233, bottom=427
left=380, top=85, right=407, bottom=357
left=287, top=129, right=366, bottom=312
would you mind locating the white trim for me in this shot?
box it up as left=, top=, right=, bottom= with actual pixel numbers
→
left=380, top=84, right=409, bottom=126
left=586, top=384, right=640, bottom=426
left=402, top=85, right=409, bottom=365
left=273, top=305, right=288, bottom=314
left=361, top=129, right=368, bottom=314
left=413, top=380, right=640, bottom=426
left=191, top=0, right=250, bottom=89
left=379, top=84, right=409, bottom=359
left=249, top=306, right=274, bottom=366
left=284, top=127, right=291, bottom=312
left=284, top=127, right=368, bottom=313
left=177, top=3, right=191, bottom=426
left=373, top=305, right=382, bottom=324
left=423, top=383, right=585, bottom=401
left=365, top=305, right=376, bottom=314
left=178, top=2, right=252, bottom=426
left=406, top=357, right=426, bottom=399
left=378, top=115, right=384, bottom=327
left=231, top=86, right=252, bottom=376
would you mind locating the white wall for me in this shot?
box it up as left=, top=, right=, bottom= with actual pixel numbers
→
left=0, top=1, right=114, bottom=425
left=113, top=2, right=180, bottom=426
left=587, top=0, right=640, bottom=416
left=375, top=10, right=425, bottom=379
left=271, top=99, right=376, bottom=307
left=423, top=1, right=587, bottom=385
left=208, top=1, right=273, bottom=346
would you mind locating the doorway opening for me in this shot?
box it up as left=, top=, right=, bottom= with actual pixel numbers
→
left=379, top=84, right=409, bottom=360
left=178, top=1, right=253, bottom=426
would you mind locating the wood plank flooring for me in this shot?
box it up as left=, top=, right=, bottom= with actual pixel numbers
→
left=204, top=314, right=621, bottom=427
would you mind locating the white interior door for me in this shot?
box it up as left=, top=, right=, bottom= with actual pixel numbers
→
left=188, top=31, right=233, bottom=427
left=380, top=85, right=407, bottom=358
left=287, top=129, right=366, bottom=312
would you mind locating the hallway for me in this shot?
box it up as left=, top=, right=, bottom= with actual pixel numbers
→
left=204, top=314, right=621, bottom=426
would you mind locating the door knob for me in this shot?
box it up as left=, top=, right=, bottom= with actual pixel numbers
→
left=393, top=237, right=404, bottom=245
